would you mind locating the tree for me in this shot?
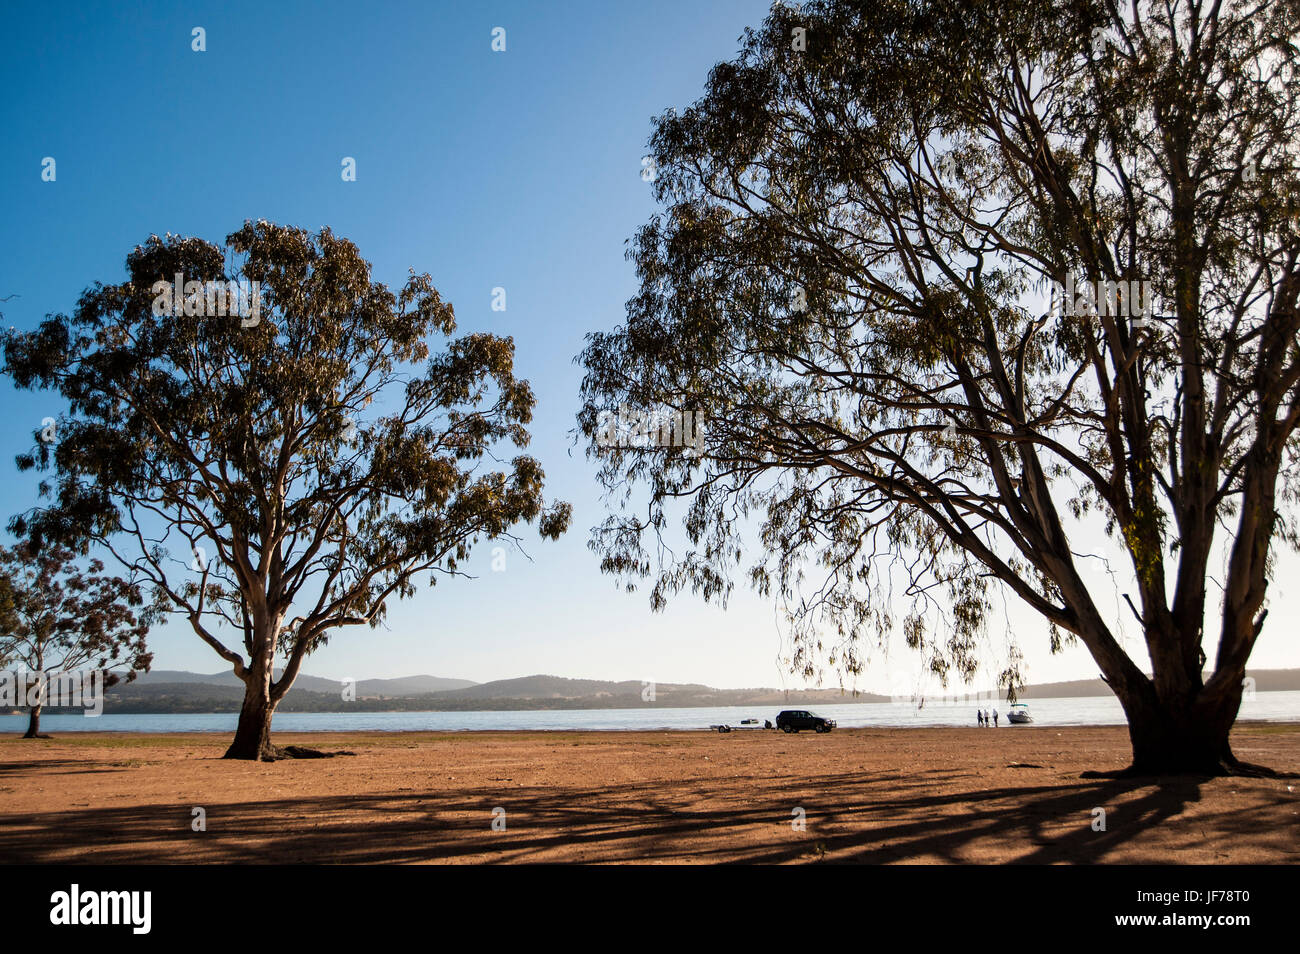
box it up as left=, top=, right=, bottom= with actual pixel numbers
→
left=0, top=542, right=155, bottom=738
left=3, top=222, right=571, bottom=759
left=578, top=0, right=1300, bottom=775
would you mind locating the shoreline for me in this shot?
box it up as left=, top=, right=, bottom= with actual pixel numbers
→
left=1, top=717, right=1296, bottom=736
left=5, top=717, right=1294, bottom=738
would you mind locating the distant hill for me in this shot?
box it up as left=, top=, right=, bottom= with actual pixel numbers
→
left=1018, top=669, right=1300, bottom=698
left=39, top=667, right=1294, bottom=714
left=356, top=675, right=480, bottom=695
left=423, top=674, right=714, bottom=701
left=127, top=670, right=477, bottom=695
left=82, top=671, right=887, bottom=713
left=127, top=670, right=244, bottom=687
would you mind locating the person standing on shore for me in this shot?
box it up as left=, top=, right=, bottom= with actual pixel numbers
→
left=977, top=710, right=984, bottom=727
left=993, top=709, right=999, bottom=727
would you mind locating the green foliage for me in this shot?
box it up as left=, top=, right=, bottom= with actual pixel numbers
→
left=3, top=222, right=570, bottom=694
left=0, top=541, right=157, bottom=688
left=578, top=0, right=1300, bottom=705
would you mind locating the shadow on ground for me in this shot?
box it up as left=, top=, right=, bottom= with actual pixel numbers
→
left=1, top=765, right=1292, bottom=863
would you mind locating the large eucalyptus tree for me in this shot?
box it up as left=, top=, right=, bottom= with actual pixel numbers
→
left=579, top=0, right=1300, bottom=774
left=4, top=222, right=570, bottom=759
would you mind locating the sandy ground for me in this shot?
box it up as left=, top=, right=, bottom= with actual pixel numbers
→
left=0, top=724, right=1296, bottom=864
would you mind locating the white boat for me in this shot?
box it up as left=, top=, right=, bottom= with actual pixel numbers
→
left=1007, top=703, right=1032, bottom=724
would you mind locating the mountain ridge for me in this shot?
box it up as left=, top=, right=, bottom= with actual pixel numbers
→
left=28, top=668, right=1297, bottom=714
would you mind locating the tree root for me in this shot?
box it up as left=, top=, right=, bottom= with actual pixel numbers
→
left=1082, top=758, right=1294, bottom=780
left=270, top=744, right=356, bottom=760
left=1218, top=757, right=1296, bottom=779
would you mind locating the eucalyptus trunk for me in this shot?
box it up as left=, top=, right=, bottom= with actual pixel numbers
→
left=223, top=660, right=280, bottom=761
left=23, top=703, right=42, bottom=739
left=1111, top=666, right=1248, bottom=775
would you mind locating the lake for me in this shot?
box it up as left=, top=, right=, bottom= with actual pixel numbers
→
left=3, top=690, right=1297, bottom=733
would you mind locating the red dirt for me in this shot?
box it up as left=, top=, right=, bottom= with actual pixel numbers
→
left=0, top=724, right=1296, bottom=863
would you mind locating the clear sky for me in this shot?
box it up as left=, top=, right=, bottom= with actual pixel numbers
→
left=1, top=0, right=1296, bottom=693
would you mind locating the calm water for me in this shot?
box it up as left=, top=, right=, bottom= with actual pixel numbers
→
left=3, top=690, right=1297, bottom=733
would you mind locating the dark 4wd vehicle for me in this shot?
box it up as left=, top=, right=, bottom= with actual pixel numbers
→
left=775, top=710, right=836, bottom=733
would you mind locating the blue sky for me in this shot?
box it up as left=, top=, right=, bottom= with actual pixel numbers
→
left=1, top=0, right=1295, bottom=691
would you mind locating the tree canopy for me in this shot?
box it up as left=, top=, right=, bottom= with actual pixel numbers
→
left=4, top=221, right=571, bottom=758
left=578, top=0, right=1300, bottom=773
left=0, top=541, right=156, bottom=737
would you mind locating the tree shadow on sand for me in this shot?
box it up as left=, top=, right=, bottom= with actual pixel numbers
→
left=0, top=765, right=1294, bottom=864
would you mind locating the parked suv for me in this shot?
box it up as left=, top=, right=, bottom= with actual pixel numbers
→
left=775, top=710, right=836, bottom=733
